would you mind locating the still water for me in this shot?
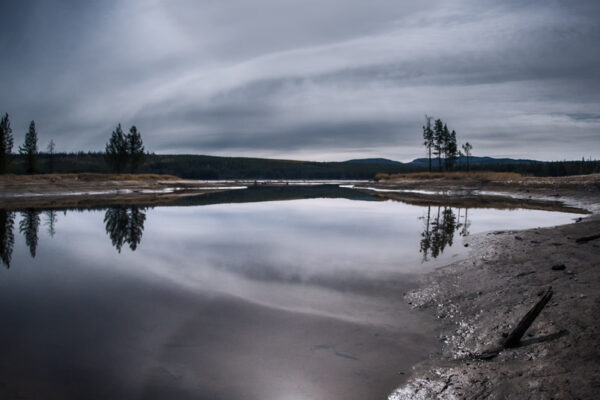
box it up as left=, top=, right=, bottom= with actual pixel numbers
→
left=0, top=187, right=583, bottom=399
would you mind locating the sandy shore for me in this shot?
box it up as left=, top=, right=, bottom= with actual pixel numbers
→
left=0, top=173, right=244, bottom=209
left=362, top=176, right=600, bottom=399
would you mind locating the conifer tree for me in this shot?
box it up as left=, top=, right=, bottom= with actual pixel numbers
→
left=0, top=113, right=14, bottom=174
left=47, top=139, right=56, bottom=173
left=422, top=115, right=434, bottom=172
left=105, top=124, right=128, bottom=173
left=433, top=119, right=445, bottom=171
left=126, top=125, right=145, bottom=173
left=462, top=142, right=473, bottom=171
left=19, top=121, right=38, bottom=174
left=445, top=129, right=458, bottom=170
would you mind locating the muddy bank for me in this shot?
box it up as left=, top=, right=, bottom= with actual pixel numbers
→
left=389, top=210, right=600, bottom=398
left=360, top=173, right=600, bottom=211
left=0, top=173, right=243, bottom=209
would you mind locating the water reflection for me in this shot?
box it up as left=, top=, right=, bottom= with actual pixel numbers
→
left=0, top=210, right=15, bottom=267
left=45, top=210, right=57, bottom=237
left=0, top=190, right=586, bottom=400
left=104, top=206, right=147, bottom=252
left=419, top=206, right=469, bottom=261
left=0, top=184, right=583, bottom=269
left=19, top=209, right=40, bottom=258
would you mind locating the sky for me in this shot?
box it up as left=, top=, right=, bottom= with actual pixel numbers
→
left=0, top=0, right=598, bottom=162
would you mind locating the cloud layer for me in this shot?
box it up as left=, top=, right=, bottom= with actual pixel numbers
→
left=1, top=0, right=598, bottom=161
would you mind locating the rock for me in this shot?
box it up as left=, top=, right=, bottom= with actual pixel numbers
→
left=515, top=236, right=523, bottom=241
left=552, top=264, right=566, bottom=271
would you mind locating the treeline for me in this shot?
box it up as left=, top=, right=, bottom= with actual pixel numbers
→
left=1, top=114, right=45, bottom=174
left=453, top=159, right=600, bottom=177
left=422, top=115, right=472, bottom=171
left=104, top=124, right=145, bottom=173
left=4, top=152, right=599, bottom=178
left=0, top=114, right=146, bottom=175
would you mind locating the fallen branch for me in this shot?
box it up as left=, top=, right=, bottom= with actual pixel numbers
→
left=471, top=286, right=554, bottom=359
left=575, top=233, right=600, bottom=244
left=503, top=286, right=553, bottom=348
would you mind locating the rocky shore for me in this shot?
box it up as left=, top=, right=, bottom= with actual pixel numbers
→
left=377, top=177, right=600, bottom=400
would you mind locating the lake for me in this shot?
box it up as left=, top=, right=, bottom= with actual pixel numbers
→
left=0, top=186, right=584, bottom=399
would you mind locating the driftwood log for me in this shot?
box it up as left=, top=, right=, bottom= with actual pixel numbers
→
left=503, top=286, right=553, bottom=348
left=575, top=234, right=600, bottom=244
left=473, top=286, right=553, bottom=359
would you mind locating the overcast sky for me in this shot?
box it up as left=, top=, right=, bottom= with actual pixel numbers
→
left=1, top=0, right=598, bottom=161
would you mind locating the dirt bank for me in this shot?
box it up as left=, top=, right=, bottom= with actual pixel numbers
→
left=0, top=173, right=243, bottom=209
left=364, top=173, right=600, bottom=209
left=381, top=177, right=600, bottom=399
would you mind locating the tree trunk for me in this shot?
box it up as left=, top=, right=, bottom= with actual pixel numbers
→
left=503, top=287, right=553, bottom=348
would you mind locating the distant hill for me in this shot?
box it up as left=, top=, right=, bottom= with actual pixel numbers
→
left=407, top=156, right=539, bottom=168
left=10, top=153, right=597, bottom=178
left=343, top=158, right=403, bottom=165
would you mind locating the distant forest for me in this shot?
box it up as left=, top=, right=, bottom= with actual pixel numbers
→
left=2, top=113, right=598, bottom=179
left=5, top=152, right=600, bottom=179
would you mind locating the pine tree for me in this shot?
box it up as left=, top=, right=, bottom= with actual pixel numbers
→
left=433, top=119, right=445, bottom=171
left=445, top=129, right=458, bottom=170
left=105, top=124, right=128, bottom=173
left=441, top=124, right=451, bottom=170
left=47, top=139, right=56, bottom=173
left=126, top=125, right=145, bottom=173
left=422, top=115, right=434, bottom=172
left=19, top=121, right=38, bottom=174
left=0, top=113, right=14, bottom=174
left=462, top=142, right=473, bottom=171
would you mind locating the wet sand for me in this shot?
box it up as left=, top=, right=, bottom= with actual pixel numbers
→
left=369, top=177, right=600, bottom=399
left=0, top=173, right=241, bottom=209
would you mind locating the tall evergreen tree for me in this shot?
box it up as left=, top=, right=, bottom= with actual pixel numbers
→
left=433, top=119, right=445, bottom=171
left=441, top=124, right=450, bottom=170
left=422, top=115, right=434, bottom=172
left=462, top=142, right=473, bottom=171
left=445, top=129, right=458, bottom=170
left=0, top=113, right=14, bottom=174
left=105, top=124, right=128, bottom=173
left=47, top=139, right=56, bottom=173
left=126, top=125, right=145, bottom=173
left=19, top=121, right=39, bottom=174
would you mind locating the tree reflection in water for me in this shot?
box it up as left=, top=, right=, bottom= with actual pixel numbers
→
left=1, top=201, right=470, bottom=267
left=0, top=210, right=15, bottom=268
left=104, top=206, right=147, bottom=252
left=19, top=209, right=40, bottom=258
left=419, top=206, right=470, bottom=261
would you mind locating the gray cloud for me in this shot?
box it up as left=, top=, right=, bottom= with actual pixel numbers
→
left=0, top=0, right=598, bottom=161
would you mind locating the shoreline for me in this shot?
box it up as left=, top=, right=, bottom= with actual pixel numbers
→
left=376, top=181, right=600, bottom=399
left=0, top=173, right=245, bottom=209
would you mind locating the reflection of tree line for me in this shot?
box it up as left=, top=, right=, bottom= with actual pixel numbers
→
left=104, top=206, right=146, bottom=252
left=420, top=206, right=471, bottom=261
left=0, top=206, right=146, bottom=268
